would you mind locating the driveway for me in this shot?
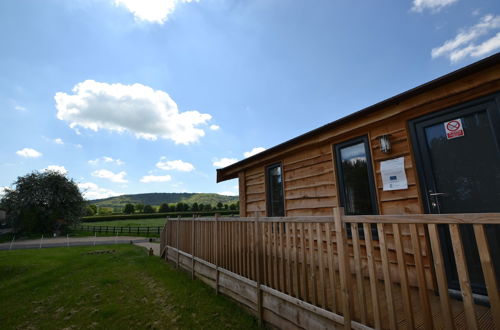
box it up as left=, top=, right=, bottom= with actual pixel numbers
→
left=0, top=235, right=156, bottom=251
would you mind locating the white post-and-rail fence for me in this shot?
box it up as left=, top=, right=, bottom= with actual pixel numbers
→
left=160, top=209, right=500, bottom=330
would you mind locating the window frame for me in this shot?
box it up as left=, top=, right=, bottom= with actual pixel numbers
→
left=334, top=135, right=379, bottom=216
left=265, top=162, right=285, bottom=217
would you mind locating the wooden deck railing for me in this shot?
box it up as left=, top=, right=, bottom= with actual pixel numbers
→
left=159, top=210, right=500, bottom=329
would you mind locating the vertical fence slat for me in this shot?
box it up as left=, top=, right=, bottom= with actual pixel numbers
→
left=254, top=219, right=263, bottom=327
left=473, top=224, right=500, bottom=329
left=394, top=223, right=416, bottom=330
left=377, top=223, right=397, bottom=330
left=286, top=222, right=293, bottom=296
left=215, top=215, right=220, bottom=294
left=427, top=224, right=454, bottom=330
left=293, top=222, right=301, bottom=299
left=363, top=222, right=381, bottom=329
left=272, top=222, right=280, bottom=290
left=410, top=224, right=434, bottom=330
left=351, top=222, right=367, bottom=324
left=449, top=224, right=478, bottom=330
left=280, top=222, right=286, bottom=293
left=300, top=222, right=308, bottom=300
left=326, top=221, right=338, bottom=313
left=317, top=222, right=327, bottom=309
left=334, top=208, right=351, bottom=329
left=307, top=222, right=318, bottom=305
left=176, top=216, right=180, bottom=268
left=191, top=217, right=195, bottom=279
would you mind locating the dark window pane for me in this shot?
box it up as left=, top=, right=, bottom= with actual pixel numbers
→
left=267, top=164, right=284, bottom=217
left=339, top=142, right=376, bottom=215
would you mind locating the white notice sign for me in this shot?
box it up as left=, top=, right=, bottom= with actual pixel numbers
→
left=380, top=157, right=408, bottom=191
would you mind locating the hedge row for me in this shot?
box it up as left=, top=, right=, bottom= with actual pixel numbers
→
left=81, top=210, right=239, bottom=222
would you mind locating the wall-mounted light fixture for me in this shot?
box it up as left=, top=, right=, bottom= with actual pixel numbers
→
left=379, top=134, right=391, bottom=153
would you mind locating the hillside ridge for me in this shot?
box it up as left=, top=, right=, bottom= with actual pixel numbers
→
left=89, top=192, right=238, bottom=208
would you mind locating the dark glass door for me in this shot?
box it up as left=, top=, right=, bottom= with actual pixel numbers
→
left=410, top=93, right=500, bottom=294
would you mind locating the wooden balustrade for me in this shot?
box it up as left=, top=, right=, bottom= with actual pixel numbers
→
left=159, top=210, right=500, bottom=329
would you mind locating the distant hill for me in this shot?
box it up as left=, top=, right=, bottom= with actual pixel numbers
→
left=89, top=192, right=238, bottom=208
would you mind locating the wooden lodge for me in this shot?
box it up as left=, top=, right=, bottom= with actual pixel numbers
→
left=161, top=53, right=500, bottom=329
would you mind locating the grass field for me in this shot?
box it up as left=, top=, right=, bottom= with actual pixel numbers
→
left=0, top=245, right=259, bottom=329
left=81, top=218, right=168, bottom=227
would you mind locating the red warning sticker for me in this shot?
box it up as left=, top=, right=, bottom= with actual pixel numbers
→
left=444, top=119, right=464, bottom=140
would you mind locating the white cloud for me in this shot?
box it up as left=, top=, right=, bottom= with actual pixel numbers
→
left=411, top=0, right=457, bottom=13
left=16, top=148, right=42, bottom=158
left=89, top=156, right=124, bottom=166
left=156, top=158, right=194, bottom=172
left=209, top=124, right=220, bottom=131
left=432, top=14, right=500, bottom=62
left=0, top=186, right=10, bottom=198
left=243, top=147, right=266, bottom=158
left=43, top=165, right=68, bottom=175
left=78, top=182, right=122, bottom=200
left=55, top=80, right=212, bottom=145
left=14, top=105, right=26, bottom=112
left=74, top=144, right=83, bottom=149
left=54, top=138, right=64, bottom=145
left=140, top=174, right=172, bottom=183
left=213, top=157, right=238, bottom=168
left=114, top=0, right=198, bottom=24
left=91, top=169, right=128, bottom=183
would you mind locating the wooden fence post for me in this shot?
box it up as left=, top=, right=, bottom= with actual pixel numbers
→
left=192, top=215, right=196, bottom=279
left=176, top=215, right=180, bottom=269
left=215, top=213, right=220, bottom=294
left=333, top=207, right=352, bottom=330
left=254, top=212, right=263, bottom=327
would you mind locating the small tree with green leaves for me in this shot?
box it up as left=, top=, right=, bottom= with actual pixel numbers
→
left=0, top=171, right=85, bottom=234
left=143, top=204, right=155, bottom=213
left=192, top=202, right=199, bottom=212
left=123, top=203, right=135, bottom=214
left=135, top=203, right=145, bottom=213
left=217, top=202, right=223, bottom=210
left=158, top=203, right=169, bottom=213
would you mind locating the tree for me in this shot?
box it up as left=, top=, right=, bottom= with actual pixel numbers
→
left=0, top=171, right=85, bottom=233
left=205, top=204, right=212, bottom=211
left=158, top=203, right=169, bottom=213
left=224, top=204, right=229, bottom=210
left=217, top=202, right=223, bottom=210
left=229, top=204, right=236, bottom=210
left=85, top=204, right=97, bottom=216
left=124, top=203, right=135, bottom=214
left=198, top=203, right=205, bottom=211
left=192, top=202, right=199, bottom=212
left=135, top=203, right=145, bottom=213
left=143, top=204, right=155, bottom=213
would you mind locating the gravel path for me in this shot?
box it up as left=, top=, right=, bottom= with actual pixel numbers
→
left=0, top=236, right=155, bottom=251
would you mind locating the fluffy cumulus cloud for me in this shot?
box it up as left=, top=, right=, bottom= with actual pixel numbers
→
left=43, top=165, right=68, bottom=175
left=78, top=182, right=122, bottom=200
left=156, top=158, right=194, bottom=172
left=212, top=157, right=238, bottom=168
left=209, top=124, right=220, bottom=131
left=114, top=0, right=198, bottom=24
left=0, top=186, right=10, bottom=198
left=243, top=147, right=266, bottom=158
left=54, top=138, right=64, bottom=145
left=432, top=14, right=500, bottom=63
left=16, top=148, right=42, bottom=158
left=411, top=0, right=457, bottom=13
left=91, top=169, right=128, bottom=183
left=88, top=156, right=124, bottom=166
left=140, top=174, right=172, bottom=183
left=55, top=80, right=212, bottom=145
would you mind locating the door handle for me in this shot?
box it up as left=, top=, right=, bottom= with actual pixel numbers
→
left=429, top=192, right=446, bottom=196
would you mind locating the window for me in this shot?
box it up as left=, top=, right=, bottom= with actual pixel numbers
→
left=266, top=163, right=285, bottom=217
left=335, top=137, right=378, bottom=215
left=334, top=136, right=378, bottom=237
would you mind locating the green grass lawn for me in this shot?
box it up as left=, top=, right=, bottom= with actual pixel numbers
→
left=0, top=245, right=259, bottom=330
left=82, top=218, right=168, bottom=227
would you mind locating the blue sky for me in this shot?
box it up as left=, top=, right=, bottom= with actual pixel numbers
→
left=1, top=0, right=499, bottom=200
